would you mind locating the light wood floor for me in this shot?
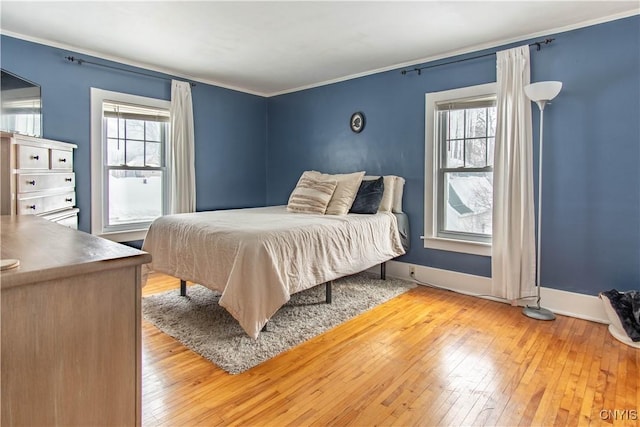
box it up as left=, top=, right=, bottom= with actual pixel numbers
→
left=142, top=273, right=639, bottom=426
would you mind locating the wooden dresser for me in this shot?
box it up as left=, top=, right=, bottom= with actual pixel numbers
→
left=0, top=215, right=151, bottom=426
left=0, top=132, right=79, bottom=228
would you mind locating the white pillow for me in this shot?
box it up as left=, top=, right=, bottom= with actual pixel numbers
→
left=364, top=175, right=397, bottom=212
left=392, top=176, right=405, bottom=213
left=306, top=170, right=365, bottom=215
left=287, top=174, right=337, bottom=214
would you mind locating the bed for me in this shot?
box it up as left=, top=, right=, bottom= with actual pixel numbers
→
left=141, top=205, right=407, bottom=338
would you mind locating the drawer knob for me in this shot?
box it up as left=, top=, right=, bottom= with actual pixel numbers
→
left=30, top=155, right=39, bottom=160
left=65, top=178, right=73, bottom=182
left=59, top=158, right=67, bottom=163
left=65, top=198, right=73, bottom=202
left=26, top=180, right=36, bottom=185
left=27, top=205, right=36, bottom=210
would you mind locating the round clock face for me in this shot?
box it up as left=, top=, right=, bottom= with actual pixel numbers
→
left=350, top=112, right=365, bottom=133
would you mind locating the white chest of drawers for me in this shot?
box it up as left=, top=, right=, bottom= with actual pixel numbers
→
left=1, top=132, right=79, bottom=228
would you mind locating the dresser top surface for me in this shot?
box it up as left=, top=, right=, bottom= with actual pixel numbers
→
left=0, top=215, right=151, bottom=288
left=1, top=132, right=77, bottom=150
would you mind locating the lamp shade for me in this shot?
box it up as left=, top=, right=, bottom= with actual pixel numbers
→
left=524, top=81, right=562, bottom=102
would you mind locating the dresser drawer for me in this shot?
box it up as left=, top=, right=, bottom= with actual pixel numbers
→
left=2, top=133, right=79, bottom=223
left=41, top=208, right=79, bottom=230
left=16, top=145, right=49, bottom=170
left=17, top=173, right=75, bottom=193
left=55, top=214, right=79, bottom=229
left=17, top=191, right=76, bottom=215
left=50, top=149, right=74, bottom=170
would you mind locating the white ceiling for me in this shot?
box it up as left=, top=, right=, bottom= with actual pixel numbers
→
left=1, top=1, right=638, bottom=96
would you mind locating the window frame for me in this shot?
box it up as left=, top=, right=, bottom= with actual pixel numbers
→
left=424, top=83, right=496, bottom=256
left=90, top=88, right=170, bottom=242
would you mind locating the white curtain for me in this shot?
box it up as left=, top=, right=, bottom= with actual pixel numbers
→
left=169, top=80, right=196, bottom=214
left=491, top=46, right=536, bottom=300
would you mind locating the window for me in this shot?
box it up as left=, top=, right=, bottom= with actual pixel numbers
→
left=424, top=83, right=496, bottom=256
left=91, top=88, right=170, bottom=242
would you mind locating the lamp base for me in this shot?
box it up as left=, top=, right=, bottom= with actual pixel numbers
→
left=522, top=305, right=556, bottom=321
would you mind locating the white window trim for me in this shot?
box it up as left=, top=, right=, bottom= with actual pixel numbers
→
left=90, top=88, right=170, bottom=242
left=424, top=83, right=496, bottom=257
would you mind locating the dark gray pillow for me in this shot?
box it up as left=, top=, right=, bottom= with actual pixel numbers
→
left=350, top=177, right=384, bottom=214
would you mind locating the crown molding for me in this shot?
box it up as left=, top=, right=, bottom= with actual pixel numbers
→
left=3, top=9, right=638, bottom=98
left=0, top=29, right=268, bottom=97
left=267, top=9, right=640, bottom=97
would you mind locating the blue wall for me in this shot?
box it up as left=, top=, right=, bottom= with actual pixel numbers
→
left=266, top=16, right=640, bottom=296
left=2, top=16, right=638, bottom=296
left=0, top=35, right=268, bottom=234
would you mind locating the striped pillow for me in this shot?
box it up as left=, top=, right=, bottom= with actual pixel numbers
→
left=287, top=175, right=337, bottom=214
left=305, top=170, right=366, bottom=215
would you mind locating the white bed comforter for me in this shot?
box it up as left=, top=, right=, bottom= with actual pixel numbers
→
left=142, top=205, right=405, bottom=338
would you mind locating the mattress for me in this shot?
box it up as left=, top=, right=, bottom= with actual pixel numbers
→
left=142, top=205, right=406, bottom=338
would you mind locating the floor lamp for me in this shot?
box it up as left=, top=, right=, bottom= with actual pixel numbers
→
left=523, top=81, right=562, bottom=321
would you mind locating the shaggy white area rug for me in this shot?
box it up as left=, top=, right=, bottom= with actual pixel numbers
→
left=142, top=272, right=415, bottom=374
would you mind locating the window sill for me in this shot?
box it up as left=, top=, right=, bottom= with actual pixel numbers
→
left=422, top=236, right=491, bottom=256
left=96, top=228, right=148, bottom=243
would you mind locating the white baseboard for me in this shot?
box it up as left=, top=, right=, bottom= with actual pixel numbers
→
left=370, top=260, right=608, bottom=324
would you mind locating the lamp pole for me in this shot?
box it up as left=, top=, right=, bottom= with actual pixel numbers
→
left=523, top=81, right=562, bottom=321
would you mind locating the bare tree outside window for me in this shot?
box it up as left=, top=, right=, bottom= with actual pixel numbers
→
left=438, top=100, right=496, bottom=241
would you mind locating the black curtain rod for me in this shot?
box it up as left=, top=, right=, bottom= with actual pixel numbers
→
left=64, top=56, right=196, bottom=87
left=401, top=38, right=555, bottom=76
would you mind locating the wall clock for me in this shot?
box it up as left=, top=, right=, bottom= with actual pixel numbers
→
left=350, top=112, right=365, bottom=133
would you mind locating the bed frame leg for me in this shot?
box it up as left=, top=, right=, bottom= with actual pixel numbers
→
left=180, top=279, right=187, bottom=296
left=326, top=281, right=332, bottom=304
left=381, top=262, right=386, bottom=280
